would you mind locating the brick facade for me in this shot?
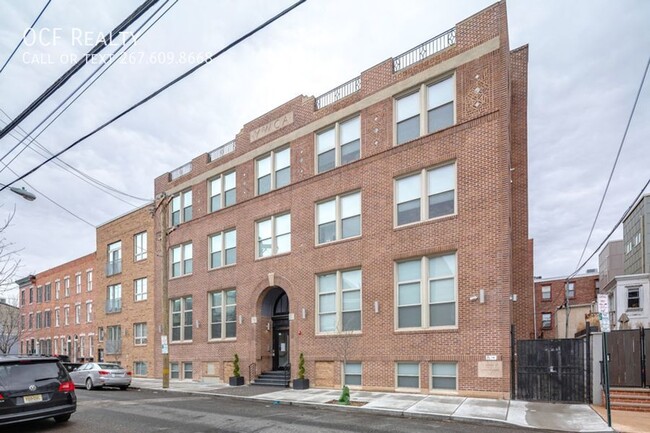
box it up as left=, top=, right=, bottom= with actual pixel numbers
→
left=151, top=2, right=532, bottom=398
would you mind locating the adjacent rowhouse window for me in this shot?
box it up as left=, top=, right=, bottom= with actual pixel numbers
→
left=44, top=283, right=51, bottom=301
left=257, top=213, right=291, bottom=258
left=86, top=271, right=93, bottom=291
left=541, top=312, right=552, bottom=329
left=64, top=277, right=70, bottom=297
left=171, top=190, right=193, bottom=226
left=134, top=361, right=148, bottom=376
left=171, top=296, right=193, bottom=342
left=395, top=75, right=455, bottom=144
left=75, top=274, right=82, bottom=294
left=316, top=191, right=361, bottom=244
left=257, top=147, right=290, bottom=195
left=106, top=284, right=122, bottom=313
left=209, top=289, right=236, bottom=340
left=396, top=362, right=420, bottom=389
left=134, top=278, right=148, bottom=301
left=55, top=309, right=60, bottom=327
left=170, top=362, right=180, bottom=379
left=183, top=362, right=193, bottom=380
left=344, top=362, right=362, bottom=386
left=134, top=323, right=148, bottom=345
left=35, top=312, right=41, bottom=329
left=170, top=243, right=193, bottom=277
left=541, top=285, right=551, bottom=301
left=209, top=229, right=237, bottom=269
left=107, top=241, right=122, bottom=276
left=37, top=286, right=43, bottom=303
left=44, top=310, right=51, bottom=328
left=209, top=171, right=236, bottom=212
left=134, top=231, right=148, bottom=261
left=75, top=304, right=81, bottom=324
left=396, top=163, right=455, bottom=226
left=627, top=287, right=641, bottom=309
left=63, top=307, right=69, bottom=326
left=86, top=301, right=93, bottom=323
left=316, top=115, right=360, bottom=173
left=317, top=269, right=361, bottom=333
left=55, top=280, right=60, bottom=299
left=566, top=282, right=575, bottom=299
left=431, top=362, right=457, bottom=390
left=396, top=253, right=457, bottom=329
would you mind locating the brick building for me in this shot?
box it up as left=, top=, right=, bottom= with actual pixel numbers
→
left=17, top=253, right=96, bottom=361
left=95, top=205, right=155, bottom=377
left=152, top=2, right=531, bottom=397
left=533, top=272, right=599, bottom=339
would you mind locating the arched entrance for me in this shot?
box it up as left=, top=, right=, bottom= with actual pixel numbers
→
left=260, top=287, right=290, bottom=371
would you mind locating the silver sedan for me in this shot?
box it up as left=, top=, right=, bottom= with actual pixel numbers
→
left=69, top=362, right=131, bottom=390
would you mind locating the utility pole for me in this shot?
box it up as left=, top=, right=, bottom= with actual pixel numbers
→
left=155, top=193, right=170, bottom=389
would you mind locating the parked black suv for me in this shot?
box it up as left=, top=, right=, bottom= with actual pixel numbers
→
left=0, top=355, right=77, bottom=425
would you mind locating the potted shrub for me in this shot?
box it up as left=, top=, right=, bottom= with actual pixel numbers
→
left=293, top=352, right=310, bottom=389
left=229, top=353, right=244, bottom=386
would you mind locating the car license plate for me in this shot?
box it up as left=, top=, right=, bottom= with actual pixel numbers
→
left=23, top=394, right=43, bottom=404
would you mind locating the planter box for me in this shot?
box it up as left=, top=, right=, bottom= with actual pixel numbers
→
left=293, top=378, right=310, bottom=390
left=229, top=376, right=244, bottom=386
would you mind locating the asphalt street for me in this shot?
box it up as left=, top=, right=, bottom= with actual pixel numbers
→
left=3, top=388, right=555, bottom=433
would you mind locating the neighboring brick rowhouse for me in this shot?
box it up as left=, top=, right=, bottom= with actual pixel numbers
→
left=95, top=205, right=155, bottom=377
left=151, top=1, right=531, bottom=398
left=17, top=253, right=96, bottom=360
left=534, top=273, right=600, bottom=339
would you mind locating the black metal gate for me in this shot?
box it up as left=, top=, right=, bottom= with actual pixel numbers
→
left=517, top=338, right=588, bottom=403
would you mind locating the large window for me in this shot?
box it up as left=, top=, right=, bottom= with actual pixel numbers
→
left=566, top=282, right=575, bottom=299
left=316, top=191, right=361, bottom=244
left=256, top=147, right=290, bottom=195
left=344, top=362, right=362, bottom=386
left=106, top=326, right=121, bottom=354
left=170, top=243, right=193, bottom=277
left=107, top=241, right=122, bottom=276
left=134, top=361, right=148, bottom=376
left=171, top=296, right=192, bottom=342
left=134, top=232, right=147, bottom=261
left=171, top=190, right=192, bottom=226
left=431, top=362, right=457, bottom=390
left=209, top=171, right=236, bottom=212
left=256, top=213, right=291, bottom=258
left=106, top=284, right=122, bottom=313
left=317, top=269, right=361, bottom=333
left=541, top=285, right=551, bottom=301
left=134, top=323, right=147, bottom=345
left=396, top=362, right=420, bottom=389
left=396, top=253, right=456, bottom=329
left=134, top=278, right=148, bottom=301
left=316, top=115, right=360, bottom=173
left=396, top=163, right=455, bottom=226
left=209, top=289, right=236, bottom=340
left=395, top=75, right=455, bottom=145
left=209, top=229, right=236, bottom=269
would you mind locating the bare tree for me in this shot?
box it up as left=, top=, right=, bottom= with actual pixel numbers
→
left=0, top=208, right=22, bottom=301
left=0, top=302, right=20, bottom=354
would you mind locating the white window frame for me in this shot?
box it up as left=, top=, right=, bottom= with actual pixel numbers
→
left=64, top=277, right=70, bottom=297
left=256, top=146, right=290, bottom=195
left=208, top=289, right=237, bottom=340
left=627, top=286, right=642, bottom=310
left=430, top=362, right=457, bottom=391
left=55, top=280, right=60, bottom=300
left=134, top=231, right=148, bottom=261
left=256, top=213, right=291, bottom=258
left=209, top=229, right=237, bottom=269
left=134, top=277, right=148, bottom=301
left=315, top=115, right=361, bottom=174
left=541, top=285, right=551, bottom=301
left=171, top=189, right=193, bottom=226
left=394, top=162, right=456, bottom=227
left=134, top=322, right=148, bottom=345
left=54, top=308, right=60, bottom=327
left=86, top=301, right=92, bottom=323
left=63, top=306, right=69, bottom=326
left=566, top=282, right=575, bottom=299
left=394, top=74, right=455, bottom=145
left=75, top=273, right=82, bottom=294
left=395, top=253, right=457, bottom=331
left=75, top=303, right=81, bottom=324
left=343, top=362, right=362, bottom=388
left=316, top=191, right=361, bottom=245
left=134, top=361, right=148, bottom=376
left=170, top=296, right=193, bottom=342
left=183, top=362, right=193, bottom=379
left=541, top=312, right=552, bottom=329
left=208, top=171, right=236, bottom=212
left=170, top=242, right=193, bottom=278
left=316, top=268, right=362, bottom=334
left=170, top=362, right=180, bottom=379
left=86, top=270, right=93, bottom=291
left=396, top=362, right=420, bottom=389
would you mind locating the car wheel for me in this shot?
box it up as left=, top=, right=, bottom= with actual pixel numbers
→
left=54, top=414, right=71, bottom=423
left=85, top=377, right=94, bottom=390
left=119, top=385, right=129, bottom=390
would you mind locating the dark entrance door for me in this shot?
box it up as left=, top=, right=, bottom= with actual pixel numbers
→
left=608, top=329, right=643, bottom=387
left=272, top=293, right=289, bottom=370
left=516, top=338, right=588, bottom=403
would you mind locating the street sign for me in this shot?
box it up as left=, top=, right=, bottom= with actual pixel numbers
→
left=161, top=335, right=169, bottom=354
left=597, top=294, right=611, bottom=332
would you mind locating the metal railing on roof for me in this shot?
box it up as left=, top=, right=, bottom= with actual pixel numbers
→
left=315, top=76, right=361, bottom=110
left=393, top=28, right=456, bottom=72
left=209, top=139, right=236, bottom=162
left=170, top=162, right=192, bottom=180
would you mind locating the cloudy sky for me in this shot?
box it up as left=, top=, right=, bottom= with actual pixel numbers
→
left=0, top=0, right=648, bottom=301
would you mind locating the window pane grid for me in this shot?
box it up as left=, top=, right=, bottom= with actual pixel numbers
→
left=257, top=148, right=290, bottom=194
left=317, top=116, right=360, bottom=173
left=257, top=214, right=291, bottom=258
left=317, top=269, right=361, bottom=333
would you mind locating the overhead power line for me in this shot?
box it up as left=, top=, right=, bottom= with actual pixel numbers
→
left=0, top=0, right=160, bottom=141
left=572, top=56, right=650, bottom=275
left=0, top=0, right=308, bottom=193
left=0, top=0, right=53, bottom=76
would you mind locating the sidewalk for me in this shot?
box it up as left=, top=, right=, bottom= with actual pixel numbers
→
left=130, top=378, right=613, bottom=432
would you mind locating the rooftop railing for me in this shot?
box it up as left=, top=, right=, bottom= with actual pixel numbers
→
left=315, top=76, right=361, bottom=110
left=393, top=28, right=456, bottom=72
left=170, top=162, right=192, bottom=180
left=209, top=139, right=236, bottom=162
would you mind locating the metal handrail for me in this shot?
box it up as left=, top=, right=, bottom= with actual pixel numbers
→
left=393, top=28, right=456, bottom=72
left=315, top=76, right=361, bottom=110
left=284, top=363, right=291, bottom=387
left=209, top=139, right=236, bottom=162
left=169, top=162, right=192, bottom=180
left=248, top=362, right=256, bottom=383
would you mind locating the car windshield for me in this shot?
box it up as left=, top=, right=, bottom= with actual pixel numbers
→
left=0, top=361, right=65, bottom=387
left=97, top=364, right=122, bottom=370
